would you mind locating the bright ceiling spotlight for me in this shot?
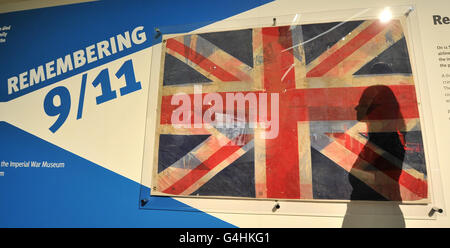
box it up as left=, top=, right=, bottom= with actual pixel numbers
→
left=379, top=7, right=393, bottom=23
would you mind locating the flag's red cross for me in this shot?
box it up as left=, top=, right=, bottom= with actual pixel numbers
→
left=159, top=21, right=427, bottom=200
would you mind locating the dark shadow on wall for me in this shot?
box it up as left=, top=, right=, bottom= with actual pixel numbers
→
left=342, top=63, right=406, bottom=228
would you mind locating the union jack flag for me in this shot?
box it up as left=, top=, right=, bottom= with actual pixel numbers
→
left=152, top=19, right=428, bottom=202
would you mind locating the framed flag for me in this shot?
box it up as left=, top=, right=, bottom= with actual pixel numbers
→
left=149, top=17, right=429, bottom=203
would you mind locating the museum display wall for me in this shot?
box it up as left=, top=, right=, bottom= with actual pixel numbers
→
left=1, top=0, right=449, bottom=227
